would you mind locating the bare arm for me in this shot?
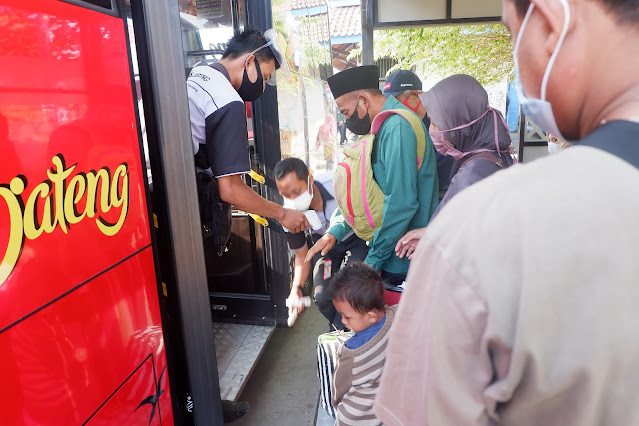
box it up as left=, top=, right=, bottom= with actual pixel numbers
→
left=218, top=174, right=308, bottom=233
left=293, top=245, right=311, bottom=288
left=288, top=244, right=311, bottom=315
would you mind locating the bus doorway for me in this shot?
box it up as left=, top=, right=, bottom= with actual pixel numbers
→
left=175, top=0, right=335, bottom=326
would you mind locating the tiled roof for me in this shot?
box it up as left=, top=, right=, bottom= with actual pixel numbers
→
left=329, top=6, right=360, bottom=38
left=291, top=0, right=326, bottom=10
left=300, top=15, right=331, bottom=43
left=297, top=6, right=361, bottom=44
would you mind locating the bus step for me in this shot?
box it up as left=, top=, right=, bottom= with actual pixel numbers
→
left=214, top=322, right=275, bottom=401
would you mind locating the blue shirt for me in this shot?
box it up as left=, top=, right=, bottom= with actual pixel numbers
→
left=345, top=315, right=387, bottom=350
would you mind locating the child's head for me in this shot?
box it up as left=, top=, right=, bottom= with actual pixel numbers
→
left=330, top=262, right=385, bottom=332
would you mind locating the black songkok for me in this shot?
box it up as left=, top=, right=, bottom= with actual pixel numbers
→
left=327, top=65, right=380, bottom=99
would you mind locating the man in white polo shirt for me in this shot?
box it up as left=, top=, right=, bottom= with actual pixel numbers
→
left=187, top=28, right=308, bottom=245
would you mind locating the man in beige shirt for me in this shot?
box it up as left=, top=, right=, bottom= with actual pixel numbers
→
left=374, top=0, right=639, bottom=424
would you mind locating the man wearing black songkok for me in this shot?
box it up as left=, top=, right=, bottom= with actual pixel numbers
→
left=307, top=65, right=439, bottom=286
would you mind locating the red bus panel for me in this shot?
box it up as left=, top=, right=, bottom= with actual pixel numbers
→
left=0, top=249, right=172, bottom=425
left=0, top=0, right=172, bottom=423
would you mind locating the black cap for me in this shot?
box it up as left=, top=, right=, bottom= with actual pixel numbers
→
left=383, top=70, right=422, bottom=98
left=328, top=65, right=379, bottom=99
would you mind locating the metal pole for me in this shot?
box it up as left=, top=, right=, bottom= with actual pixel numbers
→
left=361, top=0, right=374, bottom=66
left=518, top=107, right=526, bottom=162
left=135, top=0, right=223, bottom=424
left=301, top=77, right=311, bottom=166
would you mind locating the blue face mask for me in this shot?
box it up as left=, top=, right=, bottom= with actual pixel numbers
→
left=513, top=0, right=571, bottom=141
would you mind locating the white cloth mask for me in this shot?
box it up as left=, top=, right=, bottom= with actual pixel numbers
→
left=513, top=0, right=571, bottom=141
left=283, top=176, right=313, bottom=211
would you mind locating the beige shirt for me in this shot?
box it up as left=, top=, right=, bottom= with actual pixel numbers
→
left=374, top=146, right=639, bottom=425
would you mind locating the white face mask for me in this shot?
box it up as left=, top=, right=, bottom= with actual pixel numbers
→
left=283, top=176, right=313, bottom=211
left=548, top=141, right=562, bottom=154
left=513, top=0, right=571, bottom=141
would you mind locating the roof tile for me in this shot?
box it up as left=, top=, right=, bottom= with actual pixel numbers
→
left=329, top=6, right=361, bottom=38
left=291, top=0, right=326, bottom=10
left=297, top=6, right=361, bottom=44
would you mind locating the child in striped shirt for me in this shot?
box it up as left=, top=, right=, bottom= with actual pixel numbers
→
left=330, top=262, right=397, bottom=425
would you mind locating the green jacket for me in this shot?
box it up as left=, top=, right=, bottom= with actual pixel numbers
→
left=328, top=97, right=439, bottom=273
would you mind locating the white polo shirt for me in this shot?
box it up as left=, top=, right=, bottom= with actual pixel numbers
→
left=187, top=63, right=250, bottom=178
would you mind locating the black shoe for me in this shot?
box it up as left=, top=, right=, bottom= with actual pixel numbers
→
left=222, top=399, right=249, bottom=423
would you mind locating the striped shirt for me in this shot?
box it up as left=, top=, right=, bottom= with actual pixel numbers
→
left=332, top=305, right=397, bottom=425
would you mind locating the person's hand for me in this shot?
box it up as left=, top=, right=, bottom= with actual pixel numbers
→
left=280, top=208, right=309, bottom=234
left=305, top=233, right=336, bottom=262
left=395, top=227, right=426, bottom=259
left=286, top=286, right=305, bottom=316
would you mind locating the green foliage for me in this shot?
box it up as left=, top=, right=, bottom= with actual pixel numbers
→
left=374, top=24, right=514, bottom=85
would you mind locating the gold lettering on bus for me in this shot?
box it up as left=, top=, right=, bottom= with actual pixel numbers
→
left=0, top=154, right=130, bottom=285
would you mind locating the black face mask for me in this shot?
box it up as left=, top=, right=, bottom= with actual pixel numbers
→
left=345, top=98, right=371, bottom=135
left=237, top=56, right=264, bottom=102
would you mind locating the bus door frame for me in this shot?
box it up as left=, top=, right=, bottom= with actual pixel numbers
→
left=245, top=0, right=291, bottom=328
left=130, top=0, right=223, bottom=424
left=174, top=0, right=293, bottom=328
